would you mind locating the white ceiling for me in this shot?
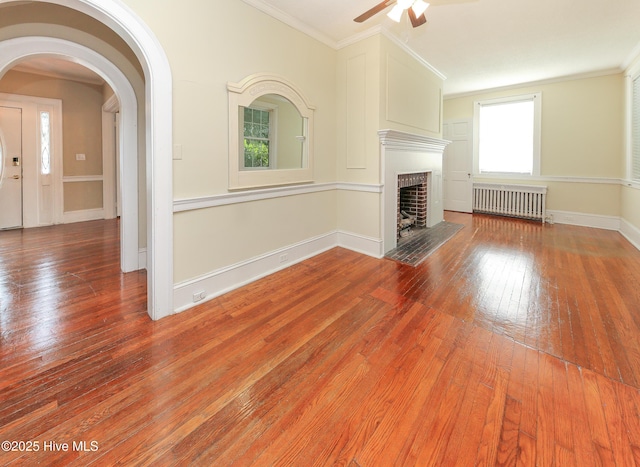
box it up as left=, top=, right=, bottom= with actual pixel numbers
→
left=10, top=1, right=640, bottom=97
left=245, top=0, right=640, bottom=96
left=12, top=57, right=105, bottom=86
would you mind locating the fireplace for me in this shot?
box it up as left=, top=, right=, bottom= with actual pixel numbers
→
left=397, top=172, right=428, bottom=240
left=379, top=129, right=449, bottom=255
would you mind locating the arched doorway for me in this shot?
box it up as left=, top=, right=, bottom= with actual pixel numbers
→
left=0, top=0, right=173, bottom=319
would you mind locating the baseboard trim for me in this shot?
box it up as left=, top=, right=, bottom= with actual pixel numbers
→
left=172, top=212, right=640, bottom=314
left=62, top=208, right=104, bottom=224
left=138, top=248, right=147, bottom=270
left=620, top=219, right=640, bottom=251
left=547, top=210, right=621, bottom=231
left=173, top=229, right=383, bottom=314
left=337, top=231, right=384, bottom=258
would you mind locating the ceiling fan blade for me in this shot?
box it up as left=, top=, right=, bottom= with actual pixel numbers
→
left=354, top=0, right=394, bottom=23
left=408, top=8, right=427, bottom=28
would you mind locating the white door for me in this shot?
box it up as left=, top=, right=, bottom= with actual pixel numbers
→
left=0, top=106, right=23, bottom=229
left=443, top=119, right=473, bottom=213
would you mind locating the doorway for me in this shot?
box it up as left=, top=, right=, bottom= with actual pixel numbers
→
left=443, top=119, right=473, bottom=213
left=0, top=106, right=22, bottom=229
left=0, top=0, right=174, bottom=319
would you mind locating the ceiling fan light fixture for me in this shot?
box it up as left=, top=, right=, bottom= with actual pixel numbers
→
left=387, top=4, right=405, bottom=22
left=412, top=0, right=430, bottom=17
left=397, top=0, right=414, bottom=9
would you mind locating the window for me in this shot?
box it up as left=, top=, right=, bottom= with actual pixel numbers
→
left=227, top=73, right=315, bottom=189
left=474, top=93, right=541, bottom=176
left=243, top=105, right=276, bottom=169
left=631, top=75, right=640, bottom=182
left=40, top=110, right=51, bottom=175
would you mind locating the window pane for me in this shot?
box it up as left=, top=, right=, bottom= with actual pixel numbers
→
left=243, top=107, right=271, bottom=169
left=40, top=111, right=51, bottom=175
left=479, top=100, right=534, bottom=174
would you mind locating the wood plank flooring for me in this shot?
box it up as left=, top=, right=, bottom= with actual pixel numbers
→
left=2, top=213, right=640, bottom=465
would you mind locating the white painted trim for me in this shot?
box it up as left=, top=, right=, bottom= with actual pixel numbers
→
left=63, top=175, right=104, bottom=182
left=547, top=210, right=621, bottom=231
left=379, top=29, right=447, bottom=81
left=620, top=218, right=640, bottom=251
left=336, top=25, right=384, bottom=50
left=138, top=248, right=147, bottom=269
left=227, top=73, right=315, bottom=190
left=102, top=94, right=118, bottom=220
left=239, top=1, right=447, bottom=82
left=0, top=37, right=139, bottom=275
left=336, top=231, right=384, bottom=258
left=173, top=228, right=384, bottom=313
left=174, top=182, right=382, bottom=212
left=335, top=182, right=383, bottom=193
left=240, top=0, right=338, bottom=49
left=0, top=93, right=63, bottom=228
left=378, top=129, right=450, bottom=152
left=444, top=68, right=623, bottom=100
left=173, top=231, right=338, bottom=313
left=62, top=207, right=105, bottom=224
left=0, top=0, right=175, bottom=320
left=622, top=179, right=640, bottom=190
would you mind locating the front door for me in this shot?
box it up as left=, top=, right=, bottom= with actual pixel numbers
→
left=0, top=106, right=23, bottom=229
left=443, top=119, right=473, bottom=213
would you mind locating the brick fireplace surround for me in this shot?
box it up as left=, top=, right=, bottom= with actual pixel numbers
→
left=397, top=172, right=428, bottom=239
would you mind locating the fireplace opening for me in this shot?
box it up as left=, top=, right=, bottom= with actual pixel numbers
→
left=397, top=172, right=428, bottom=242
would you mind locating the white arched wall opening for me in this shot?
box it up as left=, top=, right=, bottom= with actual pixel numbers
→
left=0, top=37, right=139, bottom=274
left=0, top=0, right=174, bottom=320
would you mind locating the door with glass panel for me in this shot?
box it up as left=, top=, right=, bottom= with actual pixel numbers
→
left=0, top=106, right=23, bottom=229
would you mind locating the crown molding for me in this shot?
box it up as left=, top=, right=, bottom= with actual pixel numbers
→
left=240, top=0, right=447, bottom=82
left=241, top=0, right=338, bottom=49
left=379, top=28, right=446, bottom=81
left=444, top=68, right=624, bottom=100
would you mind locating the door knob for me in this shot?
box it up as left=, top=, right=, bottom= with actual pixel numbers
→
left=11, top=175, right=20, bottom=179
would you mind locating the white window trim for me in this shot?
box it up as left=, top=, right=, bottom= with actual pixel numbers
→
left=242, top=101, right=278, bottom=170
left=626, top=61, right=640, bottom=186
left=473, top=92, right=542, bottom=177
left=228, top=73, right=315, bottom=190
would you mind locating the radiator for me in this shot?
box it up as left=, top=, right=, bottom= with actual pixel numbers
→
left=473, top=183, right=547, bottom=222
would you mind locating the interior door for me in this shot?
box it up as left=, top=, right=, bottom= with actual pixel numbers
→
left=0, top=106, right=23, bottom=229
left=443, top=119, right=473, bottom=213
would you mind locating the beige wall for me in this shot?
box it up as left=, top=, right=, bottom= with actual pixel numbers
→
left=121, top=0, right=339, bottom=283
left=444, top=74, right=624, bottom=217
left=335, top=33, right=444, bottom=241
left=622, top=186, right=640, bottom=228
left=379, top=36, right=443, bottom=139
left=64, top=181, right=103, bottom=211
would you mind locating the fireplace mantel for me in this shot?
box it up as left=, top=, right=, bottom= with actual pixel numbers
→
left=378, top=129, right=450, bottom=153
left=380, top=130, right=450, bottom=254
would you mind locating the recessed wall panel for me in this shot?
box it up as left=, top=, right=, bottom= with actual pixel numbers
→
left=346, top=54, right=367, bottom=169
left=386, top=55, right=441, bottom=133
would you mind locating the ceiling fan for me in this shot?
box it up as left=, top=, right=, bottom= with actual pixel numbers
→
left=354, top=0, right=473, bottom=28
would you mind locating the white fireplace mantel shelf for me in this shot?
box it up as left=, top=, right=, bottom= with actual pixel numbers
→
left=378, top=129, right=450, bottom=153
left=380, top=129, right=450, bottom=255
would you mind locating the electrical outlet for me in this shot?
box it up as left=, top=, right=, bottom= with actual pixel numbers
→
left=193, top=291, right=206, bottom=302
left=75, top=153, right=86, bottom=161
left=279, top=254, right=288, bottom=263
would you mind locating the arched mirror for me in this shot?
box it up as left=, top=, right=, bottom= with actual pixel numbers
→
left=228, top=74, right=315, bottom=189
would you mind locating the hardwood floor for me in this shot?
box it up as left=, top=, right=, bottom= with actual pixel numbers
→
left=2, top=213, right=640, bottom=465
